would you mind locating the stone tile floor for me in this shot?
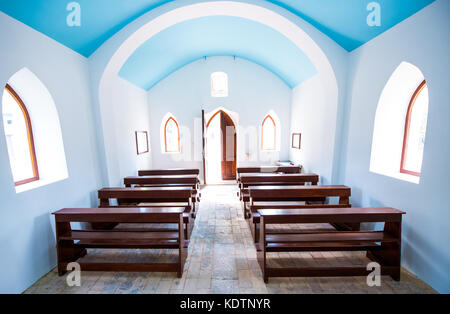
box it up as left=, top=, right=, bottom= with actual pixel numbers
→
left=24, top=185, right=437, bottom=294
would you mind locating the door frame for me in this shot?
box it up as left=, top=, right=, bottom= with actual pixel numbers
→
left=204, top=108, right=239, bottom=182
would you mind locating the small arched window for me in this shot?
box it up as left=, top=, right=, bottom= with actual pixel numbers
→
left=2, top=84, right=39, bottom=185
left=400, top=80, right=428, bottom=176
left=164, top=116, right=180, bottom=153
left=261, top=114, right=276, bottom=151
left=211, top=72, right=228, bottom=97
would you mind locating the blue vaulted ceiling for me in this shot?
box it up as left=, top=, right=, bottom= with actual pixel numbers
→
left=0, top=0, right=435, bottom=89
left=118, top=16, right=317, bottom=90
left=0, top=0, right=434, bottom=56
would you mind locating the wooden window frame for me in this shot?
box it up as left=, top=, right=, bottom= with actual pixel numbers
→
left=4, top=84, right=40, bottom=186
left=164, top=116, right=180, bottom=153
left=400, top=80, right=427, bottom=177
left=261, top=114, right=276, bottom=151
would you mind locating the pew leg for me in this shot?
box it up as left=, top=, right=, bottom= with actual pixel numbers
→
left=367, top=221, right=402, bottom=281
left=178, top=219, right=187, bottom=278
left=57, top=246, right=86, bottom=276
left=184, top=223, right=189, bottom=240
left=391, top=269, right=401, bottom=282
left=56, top=222, right=86, bottom=276
left=256, top=247, right=267, bottom=283
left=184, top=219, right=194, bottom=241
left=58, top=263, right=66, bottom=276
left=256, top=219, right=268, bottom=283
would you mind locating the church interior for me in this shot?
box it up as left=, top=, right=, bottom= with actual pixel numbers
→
left=0, top=0, right=448, bottom=295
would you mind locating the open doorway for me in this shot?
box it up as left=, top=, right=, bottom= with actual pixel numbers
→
left=205, top=110, right=237, bottom=184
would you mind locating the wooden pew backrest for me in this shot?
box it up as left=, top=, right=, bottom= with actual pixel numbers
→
left=98, top=187, right=193, bottom=207
left=249, top=185, right=350, bottom=203
left=237, top=166, right=301, bottom=174
left=138, top=169, right=200, bottom=176
left=124, top=175, right=199, bottom=187
left=240, top=173, right=319, bottom=186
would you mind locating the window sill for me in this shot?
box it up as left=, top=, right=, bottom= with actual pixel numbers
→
left=15, top=176, right=68, bottom=194
left=370, top=169, right=420, bottom=184
left=161, top=151, right=181, bottom=154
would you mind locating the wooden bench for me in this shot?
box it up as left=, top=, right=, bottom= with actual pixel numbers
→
left=248, top=185, right=357, bottom=243
left=53, top=207, right=187, bottom=277
left=238, top=173, right=320, bottom=216
left=138, top=168, right=200, bottom=176
left=257, top=207, right=405, bottom=283
left=97, top=187, right=195, bottom=239
left=237, top=166, right=301, bottom=182
left=124, top=175, right=201, bottom=201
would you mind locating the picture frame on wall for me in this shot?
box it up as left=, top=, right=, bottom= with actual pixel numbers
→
left=292, top=133, right=301, bottom=149
left=135, top=131, right=149, bottom=155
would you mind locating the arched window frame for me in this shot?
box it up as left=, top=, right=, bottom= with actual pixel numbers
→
left=164, top=116, right=180, bottom=153
left=261, top=114, right=276, bottom=151
left=400, top=80, right=427, bottom=177
left=4, top=84, right=39, bottom=186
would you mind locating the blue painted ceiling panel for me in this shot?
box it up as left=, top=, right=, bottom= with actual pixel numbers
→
left=268, top=0, right=435, bottom=51
left=118, top=16, right=317, bottom=90
left=0, top=0, right=173, bottom=57
left=0, top=0, right=435, bottom=56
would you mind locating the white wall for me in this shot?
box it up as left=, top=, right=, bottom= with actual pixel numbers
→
left=0, top=13, right=104, bottom=293
left=96, top=76, right=152, bottom=186
left=290, top=75, right=335, bottom=184
left=147, top=56, right=292, bottom=180
left=339, top=0, right=450, bottom=293
left=282, top=3, right=349, bottom=185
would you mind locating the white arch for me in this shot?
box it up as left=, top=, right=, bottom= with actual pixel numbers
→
left=96, top=0, right=339, bottom=185
left=99, top=1, right=337, bottom=100
left=4, top=67, right=68, bottom=192
left=370, top=61, right=426, bottom=184
left=205, top=106, right=239, bottom=129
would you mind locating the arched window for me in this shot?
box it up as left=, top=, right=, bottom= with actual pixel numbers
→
left=261, top=114, right=276, bottom=151
left=164, top=116, right=180, bottom=153
left=211, top=72, right=228, bottom=97
left=400, top=80, right=428, bottom=176
left=370, top=62, right=428, bottom=184
left=2, top=84, right=39, bottom=185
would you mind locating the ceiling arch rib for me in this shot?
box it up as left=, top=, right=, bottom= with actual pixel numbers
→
left=118, top=16, right=317, bottom=90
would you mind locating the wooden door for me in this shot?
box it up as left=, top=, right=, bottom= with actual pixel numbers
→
left=220, top=112, right=236, bottom=180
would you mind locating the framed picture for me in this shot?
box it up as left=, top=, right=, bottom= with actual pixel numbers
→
left=292, top=133, right=301, bottom=149
left=135, top=131, right=149, bottom=155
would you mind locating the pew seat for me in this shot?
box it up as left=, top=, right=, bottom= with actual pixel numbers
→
left=257, top=207, right=405, bottom=283
left=53, top=207, right=187, bottom=277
